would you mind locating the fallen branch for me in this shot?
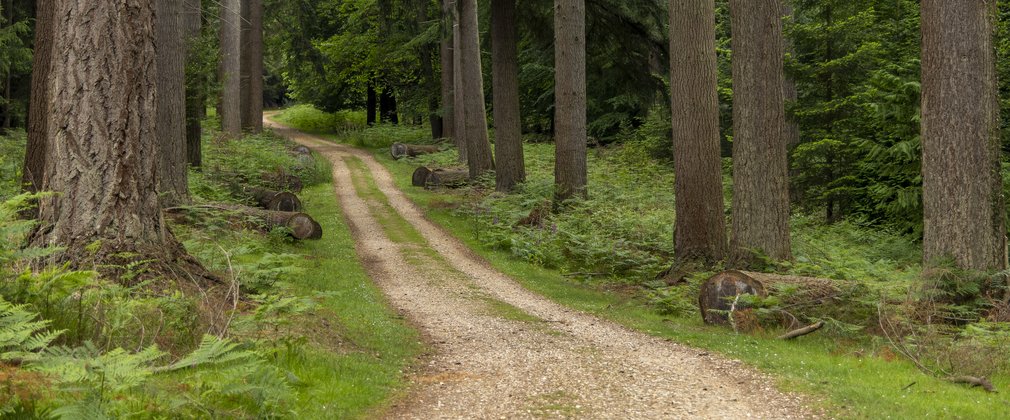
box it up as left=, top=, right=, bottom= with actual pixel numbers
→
left=777, top=321, right=825, bottom=340
left=946, top=376, right=997, bottom=393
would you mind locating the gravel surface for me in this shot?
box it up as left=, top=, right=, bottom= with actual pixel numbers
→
left=267, top=118, right=821, bottom=419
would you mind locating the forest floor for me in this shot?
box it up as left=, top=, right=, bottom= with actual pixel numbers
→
left=265, top=117, right=819, bottom=418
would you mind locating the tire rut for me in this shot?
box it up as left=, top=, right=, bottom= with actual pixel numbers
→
left=265, top=118, right=820, bottom=419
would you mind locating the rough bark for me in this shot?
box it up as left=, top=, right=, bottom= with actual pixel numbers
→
left=921, top=0, right=1006, bottom=271
left=247, top=188, right=302, bottom=212
left=183, top=0, right=203, bottom=168
left=458, top=0, right=494, bottom=178
left=553, top=0, right=587, bottom=201
left=391, top=143, right=440, bottom=159
left=22, top=0, right=53, bottom=193
left=491, top=0, right=525, bottom=192
left=37, top=0, right=178, bottom=261
left=440, top=0, right=455, bottom=141
left=669, top=0, right=728, bottom=263
left=426, top=169, right=470, bottom=189
left=219, top=0, right=242, bottom=137
left=782, top=3, right=800, bottom=149
left=156, top=0, right=189, bottom=207
left=452, top=6, right=467, bottom=163
left=241, top=0, right=264, bottom=132
left=412, top=166, right=433, bottom=187
left=728, top=0, right=792, bottom=263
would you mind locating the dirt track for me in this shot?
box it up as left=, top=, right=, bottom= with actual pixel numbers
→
left=267, top=117, right=818, bottom=419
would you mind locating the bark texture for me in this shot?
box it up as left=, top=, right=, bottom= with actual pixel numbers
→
left=452, top=6, right=467, bottom=163
left=440, top=0, right=455, bottom=141
left=22, top=0, right=54, bottom=193
left=156, top=0, right=189, bottom=206
left=38, top=0, right=172, bottom=257
left=241, top=0, right=264, bottom=132
left=458, top=0, right=494, bottom=178
left=729, top=0, right=791, bottom=262
left=921, top=0, right=1007, bottom=271
left=183, top=0, right=203, bottom=168
left=669, top=0, right=727, bottom=263
left=553, top=0, right=587, bottom=201
left=491, top=0, right=525, bottom=192
left=219, top=0, right=241, bottom=137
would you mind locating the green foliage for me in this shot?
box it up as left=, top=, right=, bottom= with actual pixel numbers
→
left=274, top=104, right=367, bottom=134
left=0, top=297, right=61, bottom=363
left=0, top=130, right=25, bottom=199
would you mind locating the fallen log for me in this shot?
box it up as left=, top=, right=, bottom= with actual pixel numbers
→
left=425, top=169, right=469, bottom=189
left=291, top=145, right=312, bottom=156
left=412, top=167, right=433, bottom=187
left=166, top=205, right=322, bottom=240
left=698, top=270, right=846, bottom=326
left=391, top=143, right=440, bottom=159
left=248, top=187, right=302, bottom=212
left=777, top=321, right=825, bottom=340
left=946, top=376, right=997, bottom=393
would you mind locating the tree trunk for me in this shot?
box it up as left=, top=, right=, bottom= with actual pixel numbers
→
left=458, top=0, right=494, bottom=178
left=219, top=0, right=242, bottom=137
left=22, top=0, right=54, bottom=193
left=553, top=0, right=587, bottom=201
left=921, top=0, right=1006, bottom=271
left=391, top=143, right=440, bottom=159
left=37, top=0, right=182, bottom=263
left=728, top=0, right=791, bottom=263
left=183, top=0, right=203, bottom=168
left=415, top=0, right=441, bottom=139
left=452, top=6, right=467, bottom=163
left=242, top=0, right=264, bottom=132
left=782, top=3, right=800, bottom=149
left=491, top=0, right=525, bottom=193
left=366, top=82, right=377, bottom=126
left=440, top=0, right=455, bottom=141
left=156, top=0, right=189, bottom=207
left=669, top=0, right=728, bottom=263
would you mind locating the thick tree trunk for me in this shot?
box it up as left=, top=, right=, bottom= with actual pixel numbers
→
left=458, top=0, right=494, bottom=178
left=491, top=0, right=525, bottom=193
left=156, top=0, right=189, bottom=207
left=219, top=0, right=242, bottom=137
left=669, top=0, right=728, bottom=263
left=440, top=0, right=455, bottom=141
left=242, top=0, right=264, bottom=132
left=728, top=0, right=791, bottom=263
left=921, top=0, right=1006, bottom=271
left=37, top=0, right=180, bottom=262
left=553, top=0, right=587, bottom=201
left=452, top=6, right=467, bottom=163
left=22, top=0, right=53, bottom=193
left=782, top=3, right=800, bottom=149
left=366, top=82, right=377, bottom=126
left=183, top=0, right=203, bottom=168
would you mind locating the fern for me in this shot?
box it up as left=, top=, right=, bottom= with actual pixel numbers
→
left=0, top=297, right=62, bottom=362
left=159, top=335, right=256, bottom=372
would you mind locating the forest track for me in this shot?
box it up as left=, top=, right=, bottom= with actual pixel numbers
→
left=265, top=117, right=820, bottom=419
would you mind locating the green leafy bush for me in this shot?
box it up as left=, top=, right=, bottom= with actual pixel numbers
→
left=0, top=130, right=26, bottom=199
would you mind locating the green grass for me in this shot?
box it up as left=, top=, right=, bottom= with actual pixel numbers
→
left=271, top=111, right=1010, bottom=418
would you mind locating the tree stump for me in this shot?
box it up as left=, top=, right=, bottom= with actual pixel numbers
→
left=248, top=187, right=302, bottom=212
left=698, top=270, right=845, bottom=326
left=412, top=167, right=433, bottom=187
left=391, top=143, right=440, bottom=159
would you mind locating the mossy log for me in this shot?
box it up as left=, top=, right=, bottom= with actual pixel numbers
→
left=412, top=167, right=433, bottom=187
left=391, top=143, right=440, bottom=159
left=248, top=187, right=302, bottom=212
left=425, top=169, right=469, bottom=189
left=166, top=205, right=322, bottom=240
left=698, top=270, right=846, bottom=325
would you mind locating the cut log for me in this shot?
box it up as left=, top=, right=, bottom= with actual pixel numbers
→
left=262, top=172, right=303, bottom=193
left=412, top=167, right=433, bottom=187
left=425, top=169, right=469, bottom=189
left=166, top=205, right=322, bottom=240
left=391, top=143, right=440, bottom=159
left=777, top=321, right=825, bottom=340
left=291, top=145, right=312, bottom=156
left=698, top=270, right=845, bottom=325
left=248, top=187, right=302, bottom=212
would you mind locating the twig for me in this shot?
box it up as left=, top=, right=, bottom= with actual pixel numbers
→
left=729, top=294, right=741, bottom=334
left=777, top=321, right=825, bottom=340
left=901, top=382, right=917, bottom=391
